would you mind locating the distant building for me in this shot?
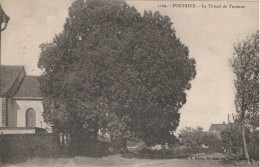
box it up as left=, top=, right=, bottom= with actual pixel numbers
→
left=208, top=122, right=230, bottom=139
left=0, top=65, right=47, bottom=134
left=209, top=122, right=230, bottom=132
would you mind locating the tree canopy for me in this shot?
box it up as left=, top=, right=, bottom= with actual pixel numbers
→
left=38, top=0, right=196, bottom=147
left=230, top=31, right=259, bottom=129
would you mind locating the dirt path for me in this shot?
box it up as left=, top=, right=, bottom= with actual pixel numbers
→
left=5, top=155, right=255, bottom=167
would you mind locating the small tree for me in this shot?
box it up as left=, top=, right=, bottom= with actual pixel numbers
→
left=202, top=132, right=223, bottom=153
left=179, top=127, right=204, bottom=153
left=179, top=127, right=223, bottom=153
left=229, top=31, right=259, bottom=162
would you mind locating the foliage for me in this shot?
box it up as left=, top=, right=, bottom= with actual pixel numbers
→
left=229, top=31, right=259, bottom=161
left=220, top=123, right=251, bottom=150
left=179, top=127, right=222, bottom=153
left=179, top=127, right=203, bottom=152
left=202, top=132, right=223, bottom=152
left=220, top=122, right=258, bottom=159
left=137, top=147, right=176, bottom=159
left=220, top=124, right=242, bottom=150
left=38, top=0, right=196, bottom=148
left=230, top=31, right=259, bottom=130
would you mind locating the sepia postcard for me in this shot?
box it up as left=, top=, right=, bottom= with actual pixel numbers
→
left=0, top=0, right=258, bottom=166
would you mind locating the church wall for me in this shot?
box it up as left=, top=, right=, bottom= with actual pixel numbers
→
left=7, top=98, right=17, bottom=127
left=13, top=99, right=47, bottom=129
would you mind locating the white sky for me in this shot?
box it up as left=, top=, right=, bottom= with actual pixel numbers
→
left=0, top=0, right=259, bottom=132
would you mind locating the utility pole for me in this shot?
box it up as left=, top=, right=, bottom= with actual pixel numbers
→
left=0, top=4, right=10, bottom=93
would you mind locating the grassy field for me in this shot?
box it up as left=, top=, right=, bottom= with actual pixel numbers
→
left=4, top=154, right=258, bottom=167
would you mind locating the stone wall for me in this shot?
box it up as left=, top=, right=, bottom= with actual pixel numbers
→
left=0, top=133, right=60, bottom=163
left=0, top=98, right=2, bottom=127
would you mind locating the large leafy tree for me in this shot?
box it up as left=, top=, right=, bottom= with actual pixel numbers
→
left=229, top=31, right=259, bottom=162
left=38, top=0, right=196, bottom=149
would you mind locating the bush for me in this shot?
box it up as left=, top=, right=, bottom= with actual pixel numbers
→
left=137, top=147, right=177, bottom=159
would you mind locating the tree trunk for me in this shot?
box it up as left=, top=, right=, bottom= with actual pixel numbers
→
left=61, top=132, right=65, bottom=145
left=122, top=138, right=128, bottom=152
left=242, top=125, right=250, bottom=163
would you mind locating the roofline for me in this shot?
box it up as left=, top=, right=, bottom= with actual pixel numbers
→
left=0, top=66, right=25, bottom=96
left=4, top=66, right=26, bottom=97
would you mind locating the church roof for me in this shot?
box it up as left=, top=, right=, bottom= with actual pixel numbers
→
left=0, top=65, right=24, bottom=96
left=0, top=65, right=42, bottom=98
left=15, top=76, right=42, bottom=98
left=208, top=124, right=229, bottom=132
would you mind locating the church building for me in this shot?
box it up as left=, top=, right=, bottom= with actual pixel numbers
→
left=0, top=5, right=46, bottom=134
left=0, top=65, right=47, bottom=134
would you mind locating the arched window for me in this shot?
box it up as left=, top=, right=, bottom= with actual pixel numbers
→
left=26, top=108, right=36, bottom=127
